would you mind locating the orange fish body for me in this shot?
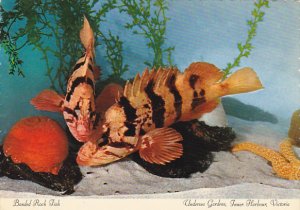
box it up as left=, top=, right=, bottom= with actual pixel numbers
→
left=77, top=62, right=263, bottom=166
left=30, top=17, right=118, bottom=142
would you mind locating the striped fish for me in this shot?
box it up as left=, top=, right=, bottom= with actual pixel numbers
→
left=77, top=62, right=263, bottom=166
left=31, top=17, right=119, bottom=142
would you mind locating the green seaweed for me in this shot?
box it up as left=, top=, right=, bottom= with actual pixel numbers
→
left=0, top=0, right=173, bottom=92
left=98, top=30, right=129, bottom=79
left=1, top=0, right=268, bottom=92
left=118, top=0, right=174, bottom=68
left=0, top=0, right=104, bottom=93
left=222, top=0, right=269, bottom=79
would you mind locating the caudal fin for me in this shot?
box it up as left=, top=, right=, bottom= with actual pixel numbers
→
left=219, top=67, right=263, bottom=96
left=80, top=16, right=95, bottom=56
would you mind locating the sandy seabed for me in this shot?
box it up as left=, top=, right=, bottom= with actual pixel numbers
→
left=0, top=116, right=300, bottom=198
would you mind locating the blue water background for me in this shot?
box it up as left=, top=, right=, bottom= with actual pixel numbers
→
left=0, top=1, right=299, bottom=141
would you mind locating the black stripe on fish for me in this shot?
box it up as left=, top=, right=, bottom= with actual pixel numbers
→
left=63, top=107, right=78, bottom=119
left=75, top=101, right=80, bottom=110
left=200, top=89, right=205, bottom=97
left=73, top=61, right=85, bottom=71
left=66, top=77, right=94, bottom=101
left=88, top=64, right=93, bottom=71
left=124, top=122, right=136, bottom=136
left=167, top=73, right=182, bottom=121
left=73, top=61, right=94, bottom=72
left=189, top=74, right=205, bottom=110
left=98, top=129, right=110, bottom=147
left=88, top=100, right=93, bottom=113
left=189, top=74, right=199, bottom=89
left=191, top=90, right=206, bottom=110
left=109, top=141, right=135, bottom=149
left=118, top=96, right=137, bottom=136
left=144, top=79, right=165, bottom=128
left=118, top=97, right=137, bottom=121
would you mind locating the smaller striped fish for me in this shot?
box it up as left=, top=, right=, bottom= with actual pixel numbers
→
left=77, top=62, right=263, bottom=166
left=31, top=17, right=120, bottom=142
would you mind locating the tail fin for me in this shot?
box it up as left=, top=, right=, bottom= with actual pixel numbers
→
left=217, top=67, right=263, bottom=96
left=80, top=16, right=95, bottom=57
left=179, top=65, right=262, bottom=121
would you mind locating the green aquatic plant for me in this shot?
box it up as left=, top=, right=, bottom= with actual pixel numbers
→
left=118, top=0, right=174, bottom=68
left=93, top=0, right=130, bottom=80
left=0, top=0, right=104, bottom=93
left=0, top=0, right=173, bottom=92
left=98, top=31, right=129, bottom=79
left=222, top=0, right=270, bottom=79
left=0, top=5, right=25, bottom=77
left=1, top=0, right=268, bottom=92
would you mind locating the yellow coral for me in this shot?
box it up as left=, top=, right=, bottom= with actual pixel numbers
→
left=288, top=109, right=300, bottom=146
left=232, top=109, right=300, bottom=180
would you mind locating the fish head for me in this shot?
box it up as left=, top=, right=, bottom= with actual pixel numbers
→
left=102, top=104, right=136, bottom=143
left=63, top=97, right=102, bottom=142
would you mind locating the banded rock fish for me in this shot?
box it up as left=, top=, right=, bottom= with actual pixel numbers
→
left=31, top=17, right=121, bottom=142
left=77, top=62, right=263, bottom=166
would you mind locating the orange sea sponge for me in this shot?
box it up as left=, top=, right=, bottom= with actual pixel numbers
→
left=3, top=116, right=69, bottom=175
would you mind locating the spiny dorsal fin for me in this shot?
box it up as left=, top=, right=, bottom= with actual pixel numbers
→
left=154, top=67, right=166, bottom=90
left=123, top=68, right=154, bottom=98
left=123, top=67, right=180, bottom=100
left=132, top=73, right=141, bottom=97
left=124, top=80, right=132, bottom=98
left=139, top=68, right=150, bottom=92
left=162, top=68, right=179, bottom=87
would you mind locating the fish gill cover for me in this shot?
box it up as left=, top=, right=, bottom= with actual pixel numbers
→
left=0, top=0, right=269, bottom=93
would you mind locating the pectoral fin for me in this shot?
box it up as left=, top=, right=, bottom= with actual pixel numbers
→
left=76, top=140, right=131, bottom=166
left=139, top=127, right=183, bottom=165
left=30, top=89, right=64, bottom=113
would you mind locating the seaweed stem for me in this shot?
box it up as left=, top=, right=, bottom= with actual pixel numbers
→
left=222, top=0, right=269, bottom=79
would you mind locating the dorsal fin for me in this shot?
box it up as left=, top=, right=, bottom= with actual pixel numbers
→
left=124, top=80, right=132, bottom=98
left=132, top=73, right=141, bottom=97
left=123, top=67, right=179, bottom=100
left=154, top=67, right=167, bottom=90
left=139, top=68, right=150, bottom=92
